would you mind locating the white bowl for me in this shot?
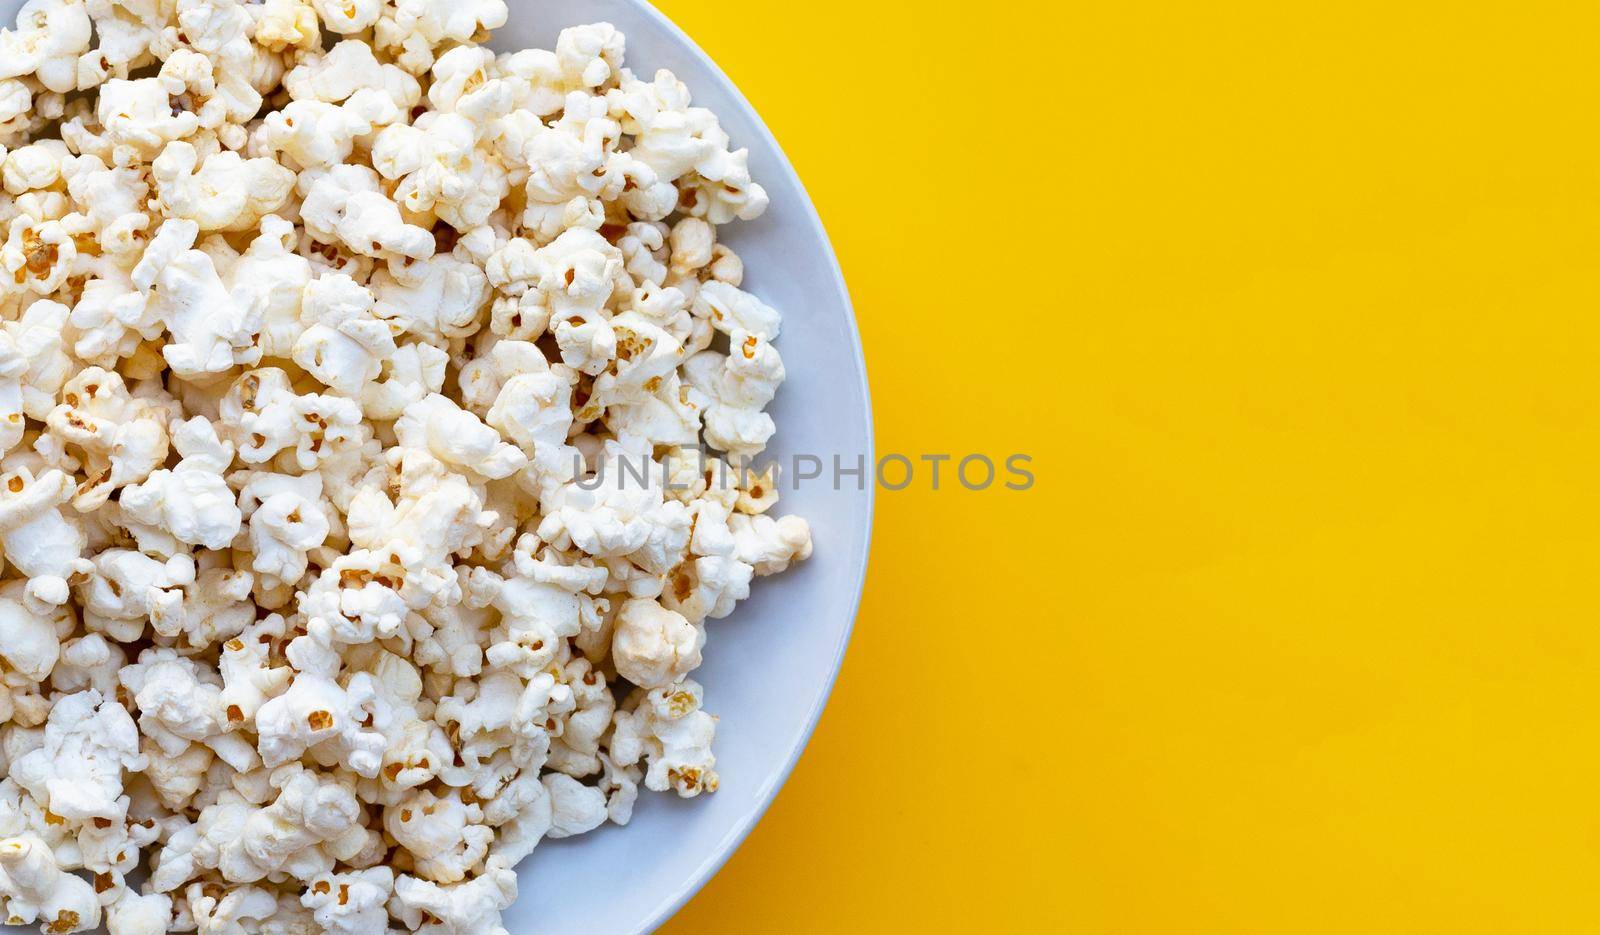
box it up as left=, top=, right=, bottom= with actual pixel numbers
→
left=0, top=0, right=873, bottom=931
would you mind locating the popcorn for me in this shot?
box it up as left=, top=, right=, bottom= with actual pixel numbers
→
left=219, top=368, right=364, bottom=471
left=371, top=252, right=489, bottom=343
left=374, top=0, right=509, bottom=75
left=0, top=593, right=64, bottom=685
left=11, top=689, right=145, bottom=822
left=730, top=512, right=814, bottom=576
left=95, top=78, right=201, bottom=164
left=0, top=214, right=75, bottom=297
left=118, top=416, right=241, bottom=553
left=612, top=598, right=702, bottom=690
left=146, top=247, right=264, bottom=379
left=292, top=273, right=395, bottom=395
left=392, top=859, right=517, bottom=935
left=79, top=548, right=196, bottom=641
left=192, top=764, right=366, bottom=883
left=0, top=79, right=33, bottom=146
left=119, top=647, right=252, bottom=771
left=0, top=468, right=93, bottom=608
left=299, top=164, right=436, bottom=262
left=611, top=680, right=719, bottom=797
left=0, top=0, right=92, bottom=94
left=43, top=367, right=172, bottom=510
left=0, top=836, right=101, bottom=934
left=151, top=141, right=295, bottom=232
left=254, top=672, right=384, bottom=775
left=393, top=393, right=527, bottom=481
left=372, top=111, right=510, bottom=230
left=236, top=471, right=330, bottom=590
left=283, top=39, right=419, bottom=108
left=538, top=439, right=691, bottom=573
left=300, top=866, right=392, bottom=934
left=359, top=341, right=448, bottom=421
left=184, top=883, right=278, bottom=935
left=310, top=0, right=379, bottom=35
left=260, top=91, right=399, bottom=171
left=4, top=301, right=73, bottom=422
left=250, top=0, right=319, bottom=54
left=487, top=228, right=625, bottom=375
left=384, top=787, right=491, bottom=883
left=225, top=216, right=312, bottom=359
left=683, top=340, right=784, bottom=458
left=0, top=6, right=812, bottom=929
left=106, top=890, right=172, bottom=935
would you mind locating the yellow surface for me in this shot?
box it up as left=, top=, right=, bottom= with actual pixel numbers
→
left=654, top=1, right=1600, bottom=932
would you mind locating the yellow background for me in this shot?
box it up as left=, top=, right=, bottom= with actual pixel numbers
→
left=655, top=1, right=1600, bottom=931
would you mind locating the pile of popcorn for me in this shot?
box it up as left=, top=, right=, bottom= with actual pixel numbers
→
left=0, top=0, right=813, bottom=931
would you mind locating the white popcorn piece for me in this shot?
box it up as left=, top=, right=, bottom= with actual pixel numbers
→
left=219, top=368, right=364, bottom=471
left=225, top=216, right=312, bottom=359
left=2, top=140, right=69, bottom=195
left=260, top=89, right=399, bottom=172
left=78, top=547, right=196, bottom=642
left=44, top=367, right=172, bottom=510
left=0, top=214, right=75, bottom=297
left=371, top=252, right=489, bottom=343
left=0, top=0, right=92, bottom=93
left=0, top=336, right=27, bottom=459
left=106, top=890, right=172, bottom=935
left=146, top=246, right=263, bottom=379
left=146, top=565, right=255, bottom=651
left=250, top=0, right=319, bottom=53
left=384, top=787, right=491, bottom=883
left=152, top=141, right=295, bottom=232
left=285, top=39, right=420, bottom=105
left=729, top=512, right=814, bottom=576
left=611, top=680, right=719, bottom=797
left=0, top=836, right=100, bottom=934
left=254, top=672, right=383, bottom=776
left=0, top=468, right=92, bottom=608
left=476, top=342, right=581, bottom=499
left=683, top=338, right=785, bottom=458
left=299, top=164, right=435, bottom=262
left=393, top=393, right=527, bottom=481
left=538, top=440, right=690, bottom=573
left=373, top=111, right=510, bottom=230
left=141, top=739, right=212, bottom=812
left=3, top=301, right=73, bottom=423
left=192, top=765, right=366, bottom=884
left=546, top=657, right=615, bottom=778
left=236, top=471, right=330, bottom=590
left=185, top=881, right=278, bottom=934
left=487, top=228, right=624, bottom=374
left=392, top=859, right=517, bottom=935
left=216, top=614, right=290, bottom=708
left=95, top=78, right=201, bottom=164
left=0, top=593, right=64, bottom=685
left=120, top=647, right=254, bottom=773
left=300, top=866, right=392, bottom=934
left=374, top=0, right=509, bottom=75
left=11, top=689, right=145, bottom=822
left=0, top=76, right=30, bottom=131
left=612, top=598, right=702, bottom=691
left=310, top=0, right=379, bottom=35
left=359, top=341, right=448, bottom=422
left=118, top=416, right=241, bottom=553
left=293, top=273, right=396, bottom=395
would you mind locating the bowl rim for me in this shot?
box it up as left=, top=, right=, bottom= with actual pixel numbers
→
left=619, top=1, right=875, bottom=931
